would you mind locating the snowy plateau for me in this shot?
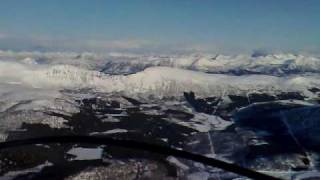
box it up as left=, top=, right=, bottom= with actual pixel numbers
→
left=1, top=50, right=320, bottom=179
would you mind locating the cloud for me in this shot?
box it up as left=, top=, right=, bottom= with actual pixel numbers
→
left=0, top=33, right=221, bottom=53
left=0, top=34, right=155, bottom=52
left=0, top=33, right=248, bottom=54
left=0, top=34, right=252, bottom=54
left=70, top=39, right=151, bottom=50
left=175, top=44, right=218, bottom=53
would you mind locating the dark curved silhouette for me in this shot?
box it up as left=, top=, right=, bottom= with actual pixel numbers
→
left=0, top=135, right=281, bottom=180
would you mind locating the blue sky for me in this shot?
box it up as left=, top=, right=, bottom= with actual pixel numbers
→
left=0, top=0, right=319, bottom=53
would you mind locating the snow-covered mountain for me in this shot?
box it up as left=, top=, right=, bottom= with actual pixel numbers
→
left=1, top=50, right=320, bottom=76
left=1, top=60, right=320, bottom=98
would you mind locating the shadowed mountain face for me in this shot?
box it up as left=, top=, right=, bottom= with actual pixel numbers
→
left=0, top=89, right=319, bottom=179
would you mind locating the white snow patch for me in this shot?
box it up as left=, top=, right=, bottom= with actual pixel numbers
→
left=90, top=129, right=128, bottom=135
left=167, top=156, right=190, bottom=170
left=1, top=161, right=53, bottom=180
left=172, top=113, right=232, bottom=132
left=67, top=147, right=103, bottom=160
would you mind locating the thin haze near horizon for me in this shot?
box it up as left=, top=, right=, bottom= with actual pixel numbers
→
left=0, top=0, right=319, bottom=54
